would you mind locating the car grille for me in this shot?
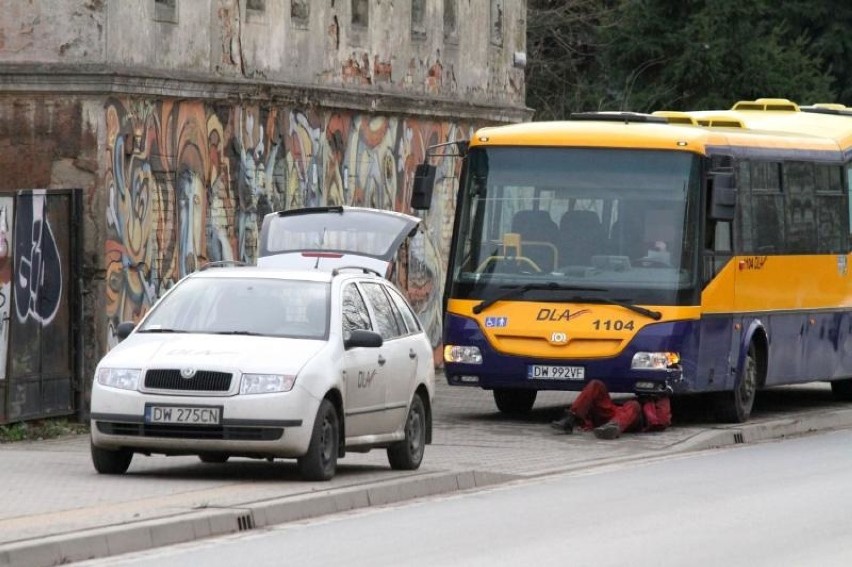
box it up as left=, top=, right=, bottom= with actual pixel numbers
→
left=144, top=369, right=233, bottom=392
left=96, top=421, right=283, bottom=441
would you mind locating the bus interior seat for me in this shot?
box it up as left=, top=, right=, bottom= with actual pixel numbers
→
left=559, top=210, right=605, bottom=266
left=609, top=215, right=647, bottom=260
left=510, top=209, right=560, bottom=272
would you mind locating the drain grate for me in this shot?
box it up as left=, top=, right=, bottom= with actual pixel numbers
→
left=733, top=432, right=745, bottom=444
left=237, top=512, right=255, bottom=531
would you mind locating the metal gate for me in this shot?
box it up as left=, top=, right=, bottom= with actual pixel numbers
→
left=0, top=189, right=81, bottom=424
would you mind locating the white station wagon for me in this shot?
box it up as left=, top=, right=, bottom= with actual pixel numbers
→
left=90, top=207, right=436, bottom=481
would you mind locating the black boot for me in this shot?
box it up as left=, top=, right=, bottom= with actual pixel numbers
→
left=593, top=421, right=621, bottom=440
left=551, top=411, right=578, bottom=434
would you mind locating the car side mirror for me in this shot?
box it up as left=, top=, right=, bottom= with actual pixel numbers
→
left=344, top=329, right=384, bottom=350
left=115, top=321, right=136, bottom=342
left=410, top=163, right=436, bottom=210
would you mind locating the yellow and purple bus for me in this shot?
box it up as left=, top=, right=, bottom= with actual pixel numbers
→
left=413, top=101, right=852, bottom=422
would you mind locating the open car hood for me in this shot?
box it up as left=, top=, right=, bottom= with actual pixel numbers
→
left=256, top=206, right=421, bottom=276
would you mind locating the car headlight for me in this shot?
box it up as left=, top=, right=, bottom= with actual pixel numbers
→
left=631, top=352, right=680, bottom=370
left=240, top=373, right=296, bottom=394
left=444, top=345, right=483, bottom=364
left=96, top=368, right=141, bottom=390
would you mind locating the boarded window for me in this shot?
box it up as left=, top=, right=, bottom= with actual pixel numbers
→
left=291, top=0, right=310, bottom=27
left=154, top=0, right=177, bottom=23
left=490, top=0, right=503, bottom=45
left=352, top=0, right=369, bottom=27
left=412, top=0, right=426, bottom=39
left=444, top=0, right=458, bottom=41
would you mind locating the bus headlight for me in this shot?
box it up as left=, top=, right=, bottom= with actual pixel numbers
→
left=631, top=352, right=680, bottom=370
left=444, top=345, right=483, bottom=364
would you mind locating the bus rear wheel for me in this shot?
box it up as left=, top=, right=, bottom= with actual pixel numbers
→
left=493, top=389, right=537, bottom=415
left=714, top=342, right=758, bottom=423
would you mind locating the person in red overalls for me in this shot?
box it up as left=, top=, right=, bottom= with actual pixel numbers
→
left=551, top=379, right=671, bottom=439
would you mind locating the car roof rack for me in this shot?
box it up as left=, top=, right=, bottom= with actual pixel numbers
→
left=332, top=266, right=383, bottom=277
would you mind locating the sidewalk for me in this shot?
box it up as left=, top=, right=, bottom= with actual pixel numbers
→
left=2, top=380, right=852, bottom=566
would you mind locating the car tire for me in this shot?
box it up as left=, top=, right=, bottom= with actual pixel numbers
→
left=387, top=393, right=426, bottom=470
left=198, top=454, right=230, bottom=464
left=91, top=441, right=133, bottom=475
left=297, top=399, right=339, bottom=481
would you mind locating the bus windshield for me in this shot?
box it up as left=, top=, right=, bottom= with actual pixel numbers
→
left=450, top=147, right=702, bottom=305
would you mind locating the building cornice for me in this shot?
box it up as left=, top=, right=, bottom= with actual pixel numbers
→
left=0, top=64, right=533, bottom=123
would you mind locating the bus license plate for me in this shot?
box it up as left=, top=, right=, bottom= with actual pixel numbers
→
left=527, top=365, right=585, bottom=380
left=145, top=405, right=221, bottom=425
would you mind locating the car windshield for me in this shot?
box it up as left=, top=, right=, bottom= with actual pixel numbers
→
left=137, top=277, right=330, bottom=339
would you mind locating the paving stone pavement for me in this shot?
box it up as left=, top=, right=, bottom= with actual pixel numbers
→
left=1, top=376, right=850, bottom=562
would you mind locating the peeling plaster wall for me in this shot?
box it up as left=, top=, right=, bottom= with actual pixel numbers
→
left=0, top=0, right=106, bottom=62
left=91, top=0, right=525, bottom=106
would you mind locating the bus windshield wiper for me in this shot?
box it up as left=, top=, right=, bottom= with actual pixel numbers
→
left=569, top=296, right=662, bottom=321
left=472, top=282, right=606, bottom=314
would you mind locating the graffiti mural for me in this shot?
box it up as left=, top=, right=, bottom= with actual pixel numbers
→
left=13, top=191, right=62, bottom=326
left=0, top=198, right=12, bottom=382
left=103, top=98, right=476, bottom=355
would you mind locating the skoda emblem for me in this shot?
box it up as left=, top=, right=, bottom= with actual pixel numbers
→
left=180, top=368, right=197, bottom=379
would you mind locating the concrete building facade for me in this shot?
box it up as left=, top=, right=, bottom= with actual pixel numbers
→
left=0, top=0, right=530, bottom=423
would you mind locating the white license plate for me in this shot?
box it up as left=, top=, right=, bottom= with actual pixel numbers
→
left=145, top=405, right=221, bottom=425
left=527, top=365, right=585, bottom=380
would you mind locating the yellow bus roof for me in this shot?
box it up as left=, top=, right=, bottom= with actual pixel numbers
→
left=470, top=117, right=843, bottom=155
left=685, top=98, right=852, bottom=150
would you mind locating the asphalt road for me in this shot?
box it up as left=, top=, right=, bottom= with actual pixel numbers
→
left=78, top=427, right=852, bottom=567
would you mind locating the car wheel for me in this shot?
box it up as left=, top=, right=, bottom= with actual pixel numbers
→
left=91, top=441, right=133, bottom=475
left=198, top=454, right=230, bottom=464
left=387, top=393, right=426, bottom=470
left=297, top=399, right=339, bottom=481
left=493, top=388, right=537, bottom=415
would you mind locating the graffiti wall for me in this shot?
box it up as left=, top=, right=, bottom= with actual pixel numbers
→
left=103, top=99, right=474, bottom=354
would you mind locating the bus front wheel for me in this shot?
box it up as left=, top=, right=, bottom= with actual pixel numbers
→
left=714, top=342, right=758, bottom=423
left=493, top=389, right=537, bottom=415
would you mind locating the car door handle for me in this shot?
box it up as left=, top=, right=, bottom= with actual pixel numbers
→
left=409, top=349, right=417, bottom=359
left=377, top=355, right=386, bottom=366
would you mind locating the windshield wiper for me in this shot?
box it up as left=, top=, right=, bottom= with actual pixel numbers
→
left=211, top=330, right=264, bottom=336
left=569, top=296, right=662, bottom=321
left=136, top=328, right=188, bottom=334
left=472, top=282, right=606, bottom=314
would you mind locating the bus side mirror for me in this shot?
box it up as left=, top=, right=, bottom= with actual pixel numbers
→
left=709, top=172, right=736, bottom=221
left=411, top=163, right=436, bottom=210
left=115, top=321, right=136, bottom=342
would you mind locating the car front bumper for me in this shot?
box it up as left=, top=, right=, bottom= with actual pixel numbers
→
left=90, top=384, right=320, bottom=458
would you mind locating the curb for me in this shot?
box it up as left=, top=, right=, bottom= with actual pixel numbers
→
left=0, top=470, right=516, bottom=567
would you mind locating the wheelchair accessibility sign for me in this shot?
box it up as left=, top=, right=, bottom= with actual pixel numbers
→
left=485, top=316, right=508, bottom=328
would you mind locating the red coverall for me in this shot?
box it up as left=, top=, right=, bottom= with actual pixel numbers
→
left=570, top=379, right=671, bottom=434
